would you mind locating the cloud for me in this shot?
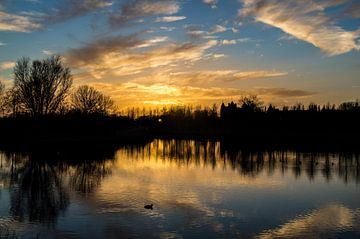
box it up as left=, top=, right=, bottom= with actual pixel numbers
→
left=155, top=16, right=186, bottom=22
left=167, top=70, right=287, bottom=86
left=185, top=24, right=229, bottom=39
left=0, top=41, right=6, bottom=46
left=256, top=88, right=315, bottom=97
left=109, top=0, right=179, bottom=28
left=258, top=204, right=360, bottom=238
left=221, top=38, right=252, bottom=45
left=203, top=0, right=218, bottom=9
left=0, top=61, right=15, bottom=71
left=211, top=24, right=227, bottom=34
left=0, top=10, right=42, bottom=32
left=87, top=82, right=247, bottom=107
left=341, top=1, right=360, bottom=18
left=65, top=33, right=218, bottom=80
left=187, top=30, right=207, bottom=38
left=25, top=0, right=41, bottom=3
left=81, top=81, right=312, bottom=108
left=159, top=26, right=176, bottom=31
left=239, top=0, right=360, bottom=56
left=42, top=50, right=54, bottom=55
left=44, top=0, right=112, bottom=23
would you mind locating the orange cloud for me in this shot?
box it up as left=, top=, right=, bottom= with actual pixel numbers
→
left=240, top=0, right=360, bottom=56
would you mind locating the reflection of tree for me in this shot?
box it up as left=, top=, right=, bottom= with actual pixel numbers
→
left=122, top=140, right=360, bottom=184
left=9, top=155, right=69, bottom=223
left=70, top=160, right=111, bottom=195
left=0, top=146, right=117, bottom=224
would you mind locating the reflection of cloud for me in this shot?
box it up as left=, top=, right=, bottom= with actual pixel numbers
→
left=240, top=0, right=360, bottom=56
left=109, top=0, right=179, bottom=28
left=257, top=204, right=360, bottom=239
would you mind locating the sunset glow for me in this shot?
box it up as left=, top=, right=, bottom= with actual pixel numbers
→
left=0, top=0, right=359, bottom=109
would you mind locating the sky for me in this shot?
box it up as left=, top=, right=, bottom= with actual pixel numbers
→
left=0, top=0, right=359, bottom=108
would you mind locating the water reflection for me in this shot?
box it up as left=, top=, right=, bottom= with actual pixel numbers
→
left=10, top=155, right=69, bottom=223
left=119, top=140, right=360, bottom=184
left=258, top=204, right=360, bottom=239
left=0, top=140, right=359, bottom=238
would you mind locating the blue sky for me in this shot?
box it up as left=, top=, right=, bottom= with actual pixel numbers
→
left=0, top=0, right=359, bottom=108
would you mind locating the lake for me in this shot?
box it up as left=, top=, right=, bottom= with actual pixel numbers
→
left=0, top=139, right=359, bottom=238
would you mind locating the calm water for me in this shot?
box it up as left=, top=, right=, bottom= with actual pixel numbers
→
left=0, top=139, right=359, bottom=239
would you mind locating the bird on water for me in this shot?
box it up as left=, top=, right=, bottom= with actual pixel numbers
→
left=144, top=204, right=153, bottom=210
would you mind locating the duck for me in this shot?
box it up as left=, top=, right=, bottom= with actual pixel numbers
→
left=144, top=204, right=153, bottom=210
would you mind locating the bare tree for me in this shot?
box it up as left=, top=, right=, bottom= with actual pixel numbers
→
left=71, top=85, right=115, bottom=115
left=239, top=95, right=263, bottom=112
left=1, top=88, right=24, bottom=117
left=13, top=56, right=72, bottom=116
left=0, top=81, right=4, bottom=95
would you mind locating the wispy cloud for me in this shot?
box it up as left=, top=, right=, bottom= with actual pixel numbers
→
left=203, top=0, right=218, bottom=9
left=185, top=24, right=229, bottom=39
left=81, top=81, right=313, bottom=108
left=44, top=0, right=112, bottom=23
left=109, top=0, right=179, bottom=28
left=342, top=1, right=360, bottom=18
left=25, top=0, right=41, bottom=3
left=239, top=0, right=360, bottom=56
left=221, top=38, right=252, bottom=45
left=65, top=33, right=218, bottom=80
left=0, top=61, right=15, bottom=71
left=86, top=82, right=247, bottom=107
left=159, top=26, right=176, bottom=31
left=167, top=70, right=287, bottom=86
left=211, top=24, right=227, bottom=34
left=155, top=16, right=186, bottom=22
left=255, top=87, right=315, bottom=97
left=0, top=10, right=42, bottom=32
left=42, top=50, right=54, bottom=55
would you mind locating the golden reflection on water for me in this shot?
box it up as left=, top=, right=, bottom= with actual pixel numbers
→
left=0, top=139, right=360, bottom=238
left=258, top=204, right=360, bottom=239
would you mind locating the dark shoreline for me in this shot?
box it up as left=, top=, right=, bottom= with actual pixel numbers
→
left=0, top=125, right=359, bottom=154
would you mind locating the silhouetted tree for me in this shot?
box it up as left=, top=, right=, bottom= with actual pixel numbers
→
left=308, top=102, right=318, bottom=112
left=338, top=100, right=360, bottom=112
left=0, top=81, right=4, bottom=115
left=71, top=85, right=115, bottom=115
left=13, top=56, right=72, bottom=116
left=1, top=87, right=24, bottom=117
left=239, top=95, right=263, bottom=112
left=0, top=81, right=4, bottom=95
